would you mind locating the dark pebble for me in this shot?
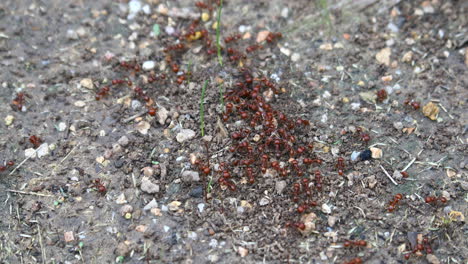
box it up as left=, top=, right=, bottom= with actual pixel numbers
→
left=359, top=149, right=372, bottom=161
left=114, top=158, right=125, bottom=168
left=190, top=186, right=203, bottom=198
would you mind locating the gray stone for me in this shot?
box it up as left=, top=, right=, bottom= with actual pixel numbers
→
left=181, top=170, right=200, bottom=182
left=141, top=177, right=160, bottom=193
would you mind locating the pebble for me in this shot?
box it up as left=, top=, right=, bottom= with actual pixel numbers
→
left=393, top=122, right=403, bottom=130
left=350, top=102, right=361, bottom=110
left=142, top=61, right=156, bottom=71
left=328, top=216, right=337, bottom=227
left=281, top=7, right=289, bottom=18
left=120, top=204, right=133, bottom=216
left=141, top=167, right=154, bottom=177
left=256, top=31, right=270, bottom=43
left=136, top=121, right=150, bottom=135
left=131, top=100, right=142, bottom=110
left=80, top=78, right=94, bottom=89
left=376, top=47, right=391, bottom=66
left=208, top=254, right=219, bottom=263
left=143, top=199, right=158, bottom=210
left=426, top=254, right=440, bottom=264
left=64, top=231, right=75, bottom=242
left=190, top=186, right=203, bottom=198
left=201, top=12, right=210, bottom=22
left=370, top=147, right=383, bottom=159
left=128, top=0, right=142, bottom=20
left=259, top=197, right=270, bottom=206
left=299, top=213, right=317, bottom=235
left=422, top=102, right=439, bottom=120
left=135, top=225, right=147, bottom=233
left=321, top=203, right=332, bottom=214
left=74, top=101, right=86, bottom=108
left=188, top=231, right=198, bottom=240
left=359, top=149, right=372, bottom=161
left=156, top=106, right=169, bottom=125
left=4, top=115, right=14, bottom=126
left=57, top=122, right=67, bottom=132
left=140, top=177, right=160, bottom=193
left=117, top=136, right=129, bottom=147
left=25, top=148, right=37, bottom=159
left=112, top=143, right=123, bottom=155
left=116, top=242, right=130, bottom=257
left=238, top=246, right=249, bottom=257
left=37, top=143, right=49, bottom=158
left=176, top=129, right=196, bottom=143
left=275, top=180, right=287, bottom=194
left=168, top=201, right=181, bottom=211
left=402, top=51, right=413, bottom=62
left=165, top=26, right=175, bottom=35
left=142, top=4, right=151, bottom=14
left=291, top=53, right=300, bottom=62
left=181, top=170, right=200, bottom=182
left=280, top=47, right=291, bottom=56
left=66, top=29, right=79, bottom=40
left=209, top=239, right=218, bottom=248
left=115, top=193, right=127, bottom=204
left=319, top=43, right=333, bottom=50
left=393, top=170, right=403, bottom=181
left=197, top=203, right=205, bottom=213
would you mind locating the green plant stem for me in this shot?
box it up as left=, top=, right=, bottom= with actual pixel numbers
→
left=215, top=0, right=224, bottom=66
left=200, top=80, right=208, bottom=137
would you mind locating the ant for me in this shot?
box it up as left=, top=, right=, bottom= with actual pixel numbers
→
left=92, top=179, right=107, bottom=194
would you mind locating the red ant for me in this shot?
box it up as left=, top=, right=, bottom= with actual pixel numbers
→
left=224, top=34, right=242, bottom=44
left=11, top=92, right=28, bottom=111
left=336, top=157, right=345, bottom=176
left=376, top=89, right=388, bottom=102
left=387, top=193, right=403, bottom=212
left=29, top=135, right=43, bottom=148
left=0, top=160, right=15, bottom=172
left=95, top=86, right=110, bottom=100
left=92, top=179, right=107, bottom=194
left=404, top=99, right=420, bottom=110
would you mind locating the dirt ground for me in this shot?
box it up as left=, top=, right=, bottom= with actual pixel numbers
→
left=0, top=0, right=467, bottom=263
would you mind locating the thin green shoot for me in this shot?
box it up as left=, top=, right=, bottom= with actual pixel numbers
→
left=215, top=0, right=224, bottom=66
left=200, top=80, right=208, bottom=137
left=207, top=176, right=213, bottom=193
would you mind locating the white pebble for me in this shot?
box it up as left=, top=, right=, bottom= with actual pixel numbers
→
left=142, top=61, right=156, bottom=71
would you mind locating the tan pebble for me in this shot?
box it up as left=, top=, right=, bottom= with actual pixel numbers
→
left=376, top=47, right=391, bottom=66
left=256, top=30, right=270, bottom=43
left=135, top=225, right=147, bottom=233
left=402, top=51, right=413, bottom=62
left=80, top=78, right=94, bottom=89
left=381, top=75, right=393, bottom=82
left=168, top=201, right=181, bottom=211
left=422, top=102, right=439, bottom=120
left=201, top=12, right=210, bottom=22
left=150, top=208, right=162, bottom=216
left=4, top=115, right=14, bottom=126
left=64, top=231, right=74, bottom=242
left=208, top=228, right=215, bottom=236
left=299, top=212, right=317, bottom=235
left=319, top=43, right=333, bottom=50
left=238, top=246, right=248, bottom=257
left=370, top=147, right=383, bottom=159
left=426, top=254, right=440, bottom=264
left=242, top=32, right=251, bottom=40
left=95, top=156, right=105, bottom=164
